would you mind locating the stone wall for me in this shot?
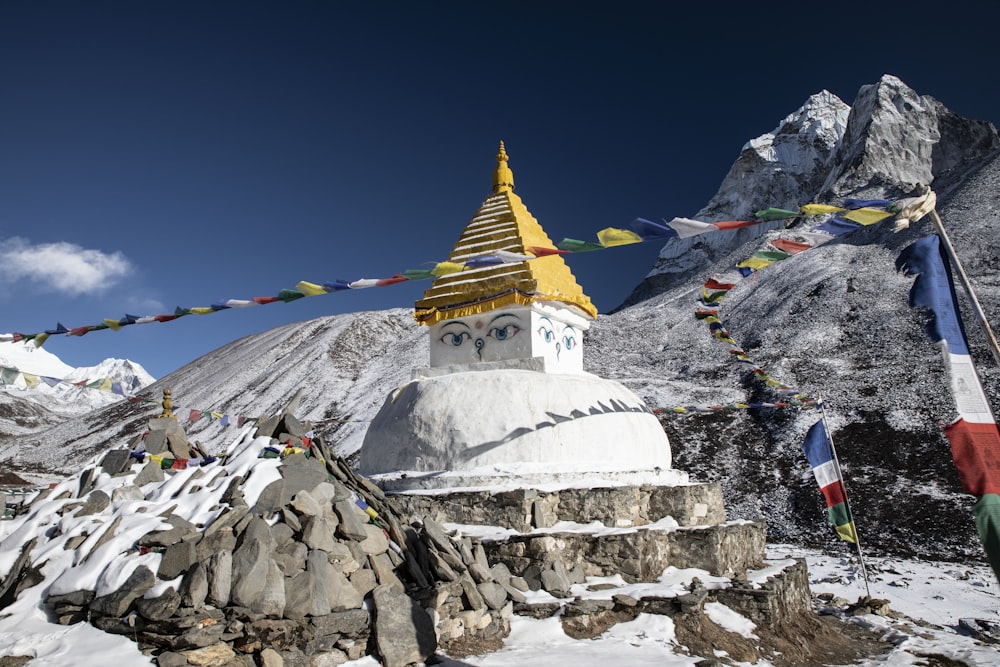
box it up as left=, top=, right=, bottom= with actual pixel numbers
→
left=389, top=482, right=727, bottom=531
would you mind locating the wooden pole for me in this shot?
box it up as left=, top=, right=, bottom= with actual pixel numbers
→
left=819, top=397, right=872, bottom=599
left=929, top=209, right=1000, bottom=368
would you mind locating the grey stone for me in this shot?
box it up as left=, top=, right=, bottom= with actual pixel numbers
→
left=158, top=540, right=197, bottom=580
left=477, top=581, right=508, bottom=610
left=197, top=526, right=237, bottom=562
left=282, top=414, right=308, bottom=438
left=140, top=525, right=196, bottom=549
left=180, top=561, right=208, bottom=608
left=460, top=574, right=486, bottom=611
left=371, top=584, right=436, bottom=667
left=281, top=507, right=303, bottom=532
left=358, top=524, right=389, bottom=555
left=333, top=500, right=368, bottom=541
left=276, top=455, right=329, bottom=502
left=348, top=568, right=377, bottom=598
left=155, top=652, right=188, bottom=667
left=508, top=576, right=530, bottom=592
left=325, top=560, right=364, bottom=612
left=260, top=647, right=284, bottom=667
left=312, top=481, right=350, bottom=504
left=291, top=489, right=323, bottom=518
left=75, top=489, right=109, bottom=516
left=230, top=521, right=275, bottom=608
left=90, top=565, right=155, bottom=617
left=490, top=562, right=512, bottom=586
left=369, top=553, right=404, bottom=592
left=274, top=539, right=308, bottom=576
left=46, top=589, right=94, bottom=607
left=541, top=565, right=572, bottom=598
left=77, top=468, right=95, bottom=498
left=166, top=431, right=191, bottom=459
left=255, top=414, right=281, bottom=438
left=254, top=560, right=286, bottom=617
left=309, top=609, right=370, bottom=636
left=133, top=460, right=165, bottom=486
left=144, top=429, right=168, bottom=455
left=301, top=514, right=339, bottom=552
left=468, top=562, right=493, bottom=584
left=271, top=521, right=295, bottom=546
left=135, top=586, right=181, bottom=621
left=100, top=449, right=132, bottom=476
left=206, top=549, right=233, bottom=607
left=172, top=623, right=227, bottom=649
left=284, top=570, right=325, bottom=620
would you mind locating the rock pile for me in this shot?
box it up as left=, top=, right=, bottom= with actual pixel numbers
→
left=0, top=395, right=521, bottom=666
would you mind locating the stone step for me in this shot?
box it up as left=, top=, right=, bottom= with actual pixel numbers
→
left=473, top=519, right=766, bottom=586
left=388, top=482, right=726, bottom=532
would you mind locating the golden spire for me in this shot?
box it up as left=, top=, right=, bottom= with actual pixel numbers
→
left=492, top=140, right=515, bottom=193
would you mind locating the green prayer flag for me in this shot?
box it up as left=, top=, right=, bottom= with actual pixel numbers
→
left=556, top=238, right=605, bottom=252
left=277, top=289, right=306, bottom=302
left=755, top=208, right=800, bottom=222
left=973, top=493, right=1000, bottom=584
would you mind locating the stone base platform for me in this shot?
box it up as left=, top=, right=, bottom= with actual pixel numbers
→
left=386, top=482, right=727, bottom=532
left=476, top=519, right=766, bottom=583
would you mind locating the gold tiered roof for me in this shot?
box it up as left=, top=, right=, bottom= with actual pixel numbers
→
left=414, top=142, right=598, bottom=326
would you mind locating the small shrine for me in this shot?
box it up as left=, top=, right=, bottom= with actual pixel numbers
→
left=360, top=143, right=681, bottom=489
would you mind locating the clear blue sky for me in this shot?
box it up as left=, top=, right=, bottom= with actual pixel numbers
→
left=2, top=1, right=997, bottom=378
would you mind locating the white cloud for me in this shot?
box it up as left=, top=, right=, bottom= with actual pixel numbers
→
left=0, top=237, right=133, bottom=295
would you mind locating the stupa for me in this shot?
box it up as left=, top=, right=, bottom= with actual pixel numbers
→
left=360, top=143, right=683, bottom=490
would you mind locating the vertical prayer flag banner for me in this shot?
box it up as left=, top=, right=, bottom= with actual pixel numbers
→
left=802, top=420, right=859, bottom=543
left=896, top=235, right=1000, bottom=497
left=897, top=234, right=1000, bottom=583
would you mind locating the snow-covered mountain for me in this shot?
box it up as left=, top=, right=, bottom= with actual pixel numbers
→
left=2, top=75, right=997, bottom=566
left=0, top=339, right=155, bottom=439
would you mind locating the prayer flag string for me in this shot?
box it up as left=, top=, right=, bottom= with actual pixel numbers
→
left=0, top=193, right=934, bottom=349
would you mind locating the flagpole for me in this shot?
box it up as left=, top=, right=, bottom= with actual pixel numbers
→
left=819, top=396, right=872, bottom=599
left=929, top=209, right=1000, bottom=368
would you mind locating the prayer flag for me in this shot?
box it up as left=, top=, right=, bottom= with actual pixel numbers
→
left=802, top=420, right=859, bottom=543
left=816, top=218, right=862, bottom=236
left=897, top=234, right=1000, bottom=582
left=799, top=203, right=845, bottom=216
left=841, top=207, right=894, bottom=225
left=755, top=208, right=800, bottom=222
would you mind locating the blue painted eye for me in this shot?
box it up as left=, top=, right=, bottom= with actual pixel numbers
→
left=563, top=335, right=577, bottom=350
left=537, top=326, right=554, bottom=343
left=440, top=331, right=470, bottom=346
left=489, top=324, right=520, bottom=341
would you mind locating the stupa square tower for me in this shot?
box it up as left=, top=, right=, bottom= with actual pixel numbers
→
left=360, top=143, right=680, bottom=489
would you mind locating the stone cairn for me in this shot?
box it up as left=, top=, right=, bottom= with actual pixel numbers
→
left=0, top=389, right=840, bottom=666
left=0, top=392, right=524, bottom=667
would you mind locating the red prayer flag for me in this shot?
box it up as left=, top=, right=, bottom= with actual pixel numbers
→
left=770, top=238, right=813, bottom=254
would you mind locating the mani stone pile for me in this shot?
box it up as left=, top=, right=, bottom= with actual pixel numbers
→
left=0, top=403, right=523, bottom=667
left=0, top=393, right=830, bottom=666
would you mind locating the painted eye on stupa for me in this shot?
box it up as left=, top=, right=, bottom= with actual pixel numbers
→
left=563, top=335, right=576, bottom=350
left=440, top=331, right=471, bottom=347
left=536, top=326, right=554, bottom=343
left=488, top=324, right=520, bottom=341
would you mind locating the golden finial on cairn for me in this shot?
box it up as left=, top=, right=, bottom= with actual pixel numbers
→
left=159, top=388, right=174, bottom=418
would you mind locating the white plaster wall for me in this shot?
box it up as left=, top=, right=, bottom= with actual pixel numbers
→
left=359, top=368, right=672, bottom=480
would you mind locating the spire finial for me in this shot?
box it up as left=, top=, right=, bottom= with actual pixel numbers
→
left=493, top=140, right=515, bottom=193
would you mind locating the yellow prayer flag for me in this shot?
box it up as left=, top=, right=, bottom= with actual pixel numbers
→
left=736, top=257, right=777, bottom=270
left=103, top=319, right=123, bottom=331
left=596, top=227, right=643, bottom=247
left=800, top=203, right=845, bottom=216
left=190, top=307, right=215, bottom=315
left=295, top=281, right=327, bottom=296
left=431, top=262, right=466, bottom=277
left=842, top=208, right=894, bottom=225
left=99, top=378, right=113, bottom=391
left=23, top=373, right=39, bottom=388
